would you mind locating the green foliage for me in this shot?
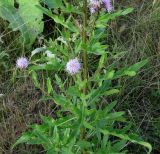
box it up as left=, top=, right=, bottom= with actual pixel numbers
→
left=13, top=102, right=130, bottom=153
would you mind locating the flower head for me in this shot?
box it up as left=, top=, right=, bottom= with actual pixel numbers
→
left=66, top=58, right=81, bottom=75
left=16, top=57, right=29, bottom=69
left=89, top=0, right=101, bottom=13
left=102, top=0, right=113, bottom=12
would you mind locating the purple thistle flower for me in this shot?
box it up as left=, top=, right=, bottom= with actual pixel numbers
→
left=90, top=7, right=97, bottom=14
left=16, top=57, right=29, bottom=69
left=66, top=58, right=81, bottom=75
left=89, top=0, right=101, bottom=14
left=102, top=0, right=113, bottom=12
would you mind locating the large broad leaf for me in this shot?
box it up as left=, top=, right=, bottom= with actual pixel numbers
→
left=0, top=0, right=44, bottom=46
left=0, top=0, right=14, bottom=6
left=0, top=1, right=16, bottom=22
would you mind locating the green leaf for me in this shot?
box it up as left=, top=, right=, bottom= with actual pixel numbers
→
left=114, top=59, right=148, bottom=79
left=31, top=47, right=46, bottom=57
left=66, top=86, right=80, bottom=97
left=104, top=101, right=117, bottom=113
left=101, top=130, right=152, bottom=154
left=12, top=132, right=33, bottom=148
left=55, top=74, right=64, bottom=89
left=88, top=80, right=111, bottom=105
left=40, top=115, right=55, bottom=127
left=47, top=78, right=53, bottom=94
left=105, top=70, right=115, bottom=80
left=53, top=126, right=59, bottom=143
left=33, top=129, right=49, bottom=145
left=88, top=41, right=107, bottom=55
left=83, top=121, right=94, bottom=130
left=54, top=94, right=68, bottom=106
left=31, top=71, right=40, bottom=88
left=77, top=140, right=93, bottom=149
left=63, top=128, right=71, bottom=144
left=104, top=89, right=120, bottom=96
left=124, top=70, right=136, bottom=77
left=46, top=148, right=56, bottom=154
left=113, top=140, right=127, bottom=152
left=105, top=112, right=125, bottom=121
left=97, top=54, right=106, bottom=70
left=127, top=59, right=148, bottom=72
left=121, top=8, right=134, bottom=15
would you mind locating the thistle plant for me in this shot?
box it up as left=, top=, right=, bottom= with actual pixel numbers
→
left=13, top=0, right=152, bottom=153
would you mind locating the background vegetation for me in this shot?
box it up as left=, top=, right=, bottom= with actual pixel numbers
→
left=0, top=0, right=160, bottom=153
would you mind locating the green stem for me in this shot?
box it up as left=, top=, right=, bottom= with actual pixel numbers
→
left=81, top=1, right=88, bottom=154
left=82, top=0, right=88, bottom=94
